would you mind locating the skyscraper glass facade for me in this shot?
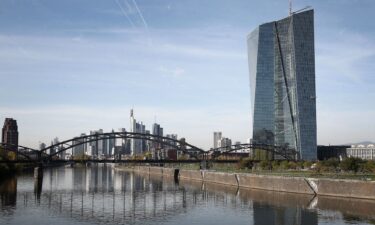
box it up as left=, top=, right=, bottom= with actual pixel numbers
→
left=247, top=10, right=317, bottom=160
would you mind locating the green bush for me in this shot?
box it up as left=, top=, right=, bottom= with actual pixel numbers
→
left=303, top=161, right=313, bottom=169
left=288, top=161, right=297, bottom=170
left=279, top=160, right=290, bottom=170
left=258, top=160, right=271, bottom=170
left=237, top=157, right=253, bottom=170
left=296, top=161, right=304, bottom=169
left=315, top=158, right=339, bottom=173
left=339, top=157, right=362, bottom=172
left=359, top=160, right=375, bottom=173
left=271, top=161, right=280, bottom=170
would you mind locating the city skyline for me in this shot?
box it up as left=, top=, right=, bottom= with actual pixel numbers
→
left=1, top=0, right=375, bottom=149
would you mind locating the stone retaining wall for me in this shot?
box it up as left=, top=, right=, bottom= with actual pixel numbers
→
left=313, top=178, right=375, bottom=199
left=126, top=166, right=375, bottom=200
left=179, top=169, right=203, bottom=181
left=202, top=171, right=238, bottom=186
left=149, top=166, right=163, bottom=175
left=237, top=174, right=315, bottom=195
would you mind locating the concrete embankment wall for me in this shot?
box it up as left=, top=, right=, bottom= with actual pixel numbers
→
left=179, top=169, right=203, bottom=181
left=237, top=174, right=315, bottom=195
left=312, top=178, right=375, bottom=199
left=124, top=166, right=375, bottom=200
left=202, top=171, right=238, bottom=186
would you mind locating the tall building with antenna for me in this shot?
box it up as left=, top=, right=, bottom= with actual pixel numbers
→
left=129, top=109, right=146, bottom=156
left=247, top=8, right=317, bottom=160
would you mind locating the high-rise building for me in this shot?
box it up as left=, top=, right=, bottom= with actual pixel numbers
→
left=152, top=123, right=163, bottom=150
left=39, top=142, right=46, bottom=150
left=2, top=118, right=18, bottom=151
left=72, top=133, right=87, bottom=157
left=217, top=137, right=232, bottom=151
left=106, top=129, right=115, bottom=156
left=165, top=134, right=178, bottom=149
left=115, top=128, right=129, bottom=156
left=89, top=129, right=103, bottom=157
left=129, top=109, right=146, bottom=156
left=49, top=137, right=59, bottom=155
left=213, top=132, right=222, bottom=149
left=247, top=9, right=317, bottom=160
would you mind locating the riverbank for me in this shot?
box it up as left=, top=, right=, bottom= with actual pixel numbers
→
left=116, top=165, right=375, bottom=200
left=0, top=163, right=38, bottom=179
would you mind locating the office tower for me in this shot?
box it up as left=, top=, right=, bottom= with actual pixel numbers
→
left=72, top=133, right=87, bottom=157
left=89, top=129, right=103, bottom=157
left=247, top=9, right=317, bottom=160
left=218, top=137, right=232, bottom=151
left=107, top=129, right=115, bottom=156
left=213, top=132, right=222, bottom=149
left=166, top=134, right=177, bottom=145
left=152, top=123, right=163, bottom=149
left=2, top=118, right=18, bottom=151
left=145, top=130, right=152, bottom=152
left=49, top=137, right=59, bottom=155
left=129, top=109, right=146, bottom=156
left=115, top=128, right=129, bottom=156
left=39, top=142, right=46, bottom=150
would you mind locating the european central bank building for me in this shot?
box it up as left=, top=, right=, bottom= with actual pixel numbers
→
left=247, top=9, right=317, bottom=160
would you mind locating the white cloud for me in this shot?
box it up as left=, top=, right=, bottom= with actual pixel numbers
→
left=160, top=43, right=246, bottom=60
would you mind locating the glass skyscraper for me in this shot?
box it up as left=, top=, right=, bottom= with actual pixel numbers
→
left=247, top=9, right=317, bottom=160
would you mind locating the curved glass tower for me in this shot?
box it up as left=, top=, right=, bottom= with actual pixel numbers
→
left=247, top=9, right=317, bottom=160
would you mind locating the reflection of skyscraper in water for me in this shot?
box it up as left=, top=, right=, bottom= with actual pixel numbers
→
left=72, top=166, right=87, bottom=191
left=253, top=202, right=317, bottom=225
left=101, top=164, right=114, bottom=192
left=89, top=165, right=99, bottom=192
left=0, top=177, right=17, bottom=207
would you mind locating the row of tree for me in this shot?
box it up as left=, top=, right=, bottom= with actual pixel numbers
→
left=237, top=157, right=375, bottom=173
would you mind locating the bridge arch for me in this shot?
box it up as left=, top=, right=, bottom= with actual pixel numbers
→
left=208, top=143, right=298, bottom=160
left=39, top=131, right=205, bottom=160
left=0, top=143, right=47, bottom=160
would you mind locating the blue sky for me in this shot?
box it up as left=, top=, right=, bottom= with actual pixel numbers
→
left=0, top=0, right=375, bottom=149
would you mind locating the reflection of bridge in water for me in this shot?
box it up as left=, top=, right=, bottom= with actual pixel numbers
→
left=1, top=165, right=375, bottom=225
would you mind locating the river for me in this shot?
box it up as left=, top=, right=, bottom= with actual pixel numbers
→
left=0, top=164, right=374, bottom=225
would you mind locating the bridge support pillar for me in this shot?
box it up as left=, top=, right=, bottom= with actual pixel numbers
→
left=34, top=166, right=43, bottom=202
left=34, top=166, right=43, bottom=179
left=174, top=169, right=179, bottom=183
left=200, top=160, right=209, bottom=170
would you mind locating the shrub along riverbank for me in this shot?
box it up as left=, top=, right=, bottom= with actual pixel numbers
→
left=209, top=157, right=375, bottom=180
left=0, top=148, right=35, bottom=178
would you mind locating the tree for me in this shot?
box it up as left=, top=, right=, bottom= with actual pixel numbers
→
left=340, top=157, right=362, bottom=172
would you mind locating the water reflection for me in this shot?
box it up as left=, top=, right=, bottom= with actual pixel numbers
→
left=0, top=164, right=374, bottom=225
left=0, top=176, right=17, bottom=207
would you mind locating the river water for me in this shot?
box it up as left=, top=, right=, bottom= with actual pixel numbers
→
left=0, top=164, right=374, bottom=225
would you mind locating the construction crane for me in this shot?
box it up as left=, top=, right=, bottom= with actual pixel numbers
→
left=289, top=0, right=312, bottom=16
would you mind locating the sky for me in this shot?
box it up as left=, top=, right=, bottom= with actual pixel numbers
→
left=0, top=0, right=375, bottom=149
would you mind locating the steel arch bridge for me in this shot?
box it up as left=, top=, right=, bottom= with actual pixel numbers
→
left=0, top=142, right=46, bottom=160
left=0, top=132, right=299, bottom=162
left=208, top=143, right=299, bottom=160
left=37, top=131, right=205, bottom=160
